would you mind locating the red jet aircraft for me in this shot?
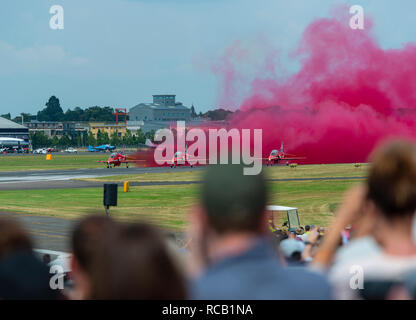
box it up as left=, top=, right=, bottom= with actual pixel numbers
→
left=170, top=145, right=207, bottom=168
left=170, top=150, right=200, bottom=168
left=98, top=152, right=144, bottom=168
left=263, top=142, right=305, bottom=166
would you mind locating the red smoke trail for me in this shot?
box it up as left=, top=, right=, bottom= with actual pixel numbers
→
left=220, top=14, right=416, bottom=163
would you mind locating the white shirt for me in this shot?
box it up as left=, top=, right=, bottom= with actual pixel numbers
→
left=329, top=253, right=416, bottom=299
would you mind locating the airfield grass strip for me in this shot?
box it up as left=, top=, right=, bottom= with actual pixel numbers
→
left=0, top=179, right=360, bottom=229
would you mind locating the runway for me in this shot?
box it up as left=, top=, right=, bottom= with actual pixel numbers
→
left=0, top=165, right=203, bottom=188
left=0, top=165, right=365, bottom=190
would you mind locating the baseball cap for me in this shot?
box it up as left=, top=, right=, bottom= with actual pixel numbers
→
left=279, top=238, right=305, bottom=258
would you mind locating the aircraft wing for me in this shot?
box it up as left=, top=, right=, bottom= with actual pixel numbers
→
left=185, top=157, right=210, bottom=164
left=145, top=139, right=157, bottom=148
left=120, top=159, right=146, bottom=163
left=253, top=157, right=277, bottom=160
left=281, top=157, right=306, bottom=161
left=252, top=156, right=306, bottom=161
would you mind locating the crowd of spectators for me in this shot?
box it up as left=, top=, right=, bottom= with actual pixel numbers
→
left=0, top=139, right=415, bottom=300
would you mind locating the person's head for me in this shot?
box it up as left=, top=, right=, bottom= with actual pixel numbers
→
left=367, top=140, right=416, bottom=223
left=71, top=215, right=117, bottom=273
left=70, top=215, right=118, bottom=299
left=0, top=217, right=32, bottom=260
left=89, top=223, right=187, bottom=300
left=199, top=164, right=268, bottom=236
left=305, top=225, right=311, bottom=232
left=295, top=226, right=304, bottom=235
left=279, top=238, right=305, bottom=262
left=0, top=217, right=60, bottom=299
left=42, top=254, right=51, bottom=265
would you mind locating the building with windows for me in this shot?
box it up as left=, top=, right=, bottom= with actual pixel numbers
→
left=89, top=122, right=127, bottom=138
left=129, top=94, right=191, bottom=122
left=25, top=121, right=75, bottom=137
left=24, top=121, right=88, bottom=138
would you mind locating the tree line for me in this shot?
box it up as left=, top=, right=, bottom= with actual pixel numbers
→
left=6, top=95, right=234, bottom=149
left=30, top=129, right=155, bottom=149
left=5, top=96, right=126, bottom=123
left=37, top=96, right=126, bottom=122
left=5, top=96, right=233, bottom=124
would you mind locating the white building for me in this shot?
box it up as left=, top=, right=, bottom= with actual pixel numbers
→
left=129, top=95, right=191, bottom=122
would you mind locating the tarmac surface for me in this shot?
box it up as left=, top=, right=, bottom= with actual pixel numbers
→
left=0, top=166, right=205, bottom=190
left=0, top=211, right=186, bottom=253
left=1, top=212, right=75, bottom=252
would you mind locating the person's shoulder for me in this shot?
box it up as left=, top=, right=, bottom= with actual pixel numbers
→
left=334, top=236, right=381, bottom=265
left=190, top=270, right=247, bottom=300
left=282, top=266, right=332, bottom=299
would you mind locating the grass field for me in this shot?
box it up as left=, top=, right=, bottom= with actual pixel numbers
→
left=0, top=177, right=364, bottom=230
left=0, top=159, right=368, bottom=229
left=0, top=154, right=108, bottom=171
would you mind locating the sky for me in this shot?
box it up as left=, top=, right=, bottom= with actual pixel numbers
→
left=0, top=0, right=416, bottom=117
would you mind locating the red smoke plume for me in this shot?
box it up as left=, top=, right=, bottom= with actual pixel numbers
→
left=221, top=14, right=416, bottom=163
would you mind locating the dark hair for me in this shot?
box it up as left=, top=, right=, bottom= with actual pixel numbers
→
left=367, top=140, right=416, bottom=218
left=71, top=215, right=117, bottom=273
left=0, top=217, right=32, bottom=261
left=0, top=252, right=61, bottom=300
left=0, top=218, right=60, bottom=300
left=42, top=254, right=51, bottom=265
left=305, top=225, right=311, bottom=231
left=290, top=251, right=302, bottom=261
left=90, top=223, right=187, bottom=300
left=200, top=164, right=268, bottom=234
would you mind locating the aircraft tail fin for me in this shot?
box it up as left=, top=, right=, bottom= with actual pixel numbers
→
left=280, top=142, right=284, bottom=153
left=145, top=139, right=156, bottom=148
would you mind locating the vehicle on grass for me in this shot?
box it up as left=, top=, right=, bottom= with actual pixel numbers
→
left=267, top=205, right=301, bottom=232
left=64, top=147, right=78, bottom=153
left=34, top=148, right=47, bottom=154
